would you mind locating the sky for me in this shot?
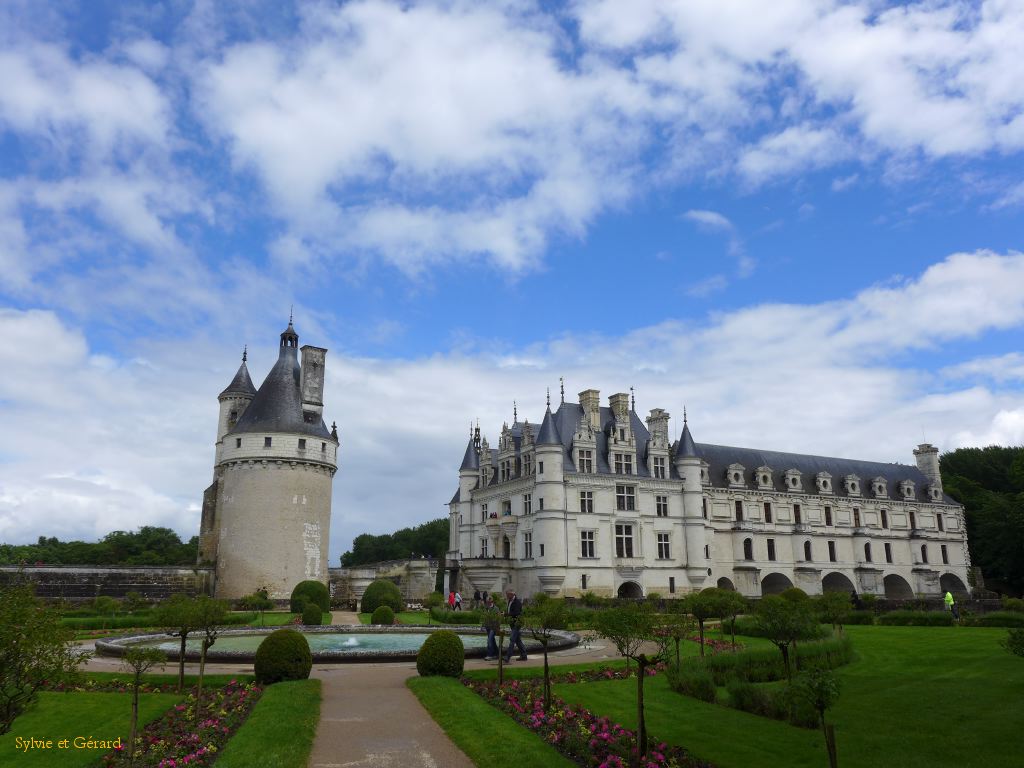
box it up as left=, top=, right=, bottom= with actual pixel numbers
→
left=1, top=0, right=1023, bottom=564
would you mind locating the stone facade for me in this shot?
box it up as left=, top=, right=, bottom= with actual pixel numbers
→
left=447, top=390, right=972, bottom=601
left=328, top=559, right=440, bottom=608
left=0, top=565, right=212, bottom=602
left=199, top=321, right=339, bottom=600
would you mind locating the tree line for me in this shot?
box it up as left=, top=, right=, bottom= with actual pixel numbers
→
left=0, top=527, right=197, bottom=566
left=340, top=518, right=448, bottom=566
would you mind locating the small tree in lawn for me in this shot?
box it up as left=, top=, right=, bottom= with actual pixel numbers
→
left=662, top=601, right=696, bottom=668
left=816, top=591, right=851, bottom=635
left=682, top=588, right=725, bottom=657
left=192, top=594, right=229, bottom=718
left=124, top=591, right=149, bottom=615
left=756, top=595, right=816, bottom=681
left=591, top=603, right=669, bottom=768
left=523, top=594, right=569, bottom=711
left=0, top=581, right=87, bottom=735
left=153, top=593, right=198, bottom=693
left=795, top=666, right=841, bottom=768
left=719, top=590, right=747, bottom=650
left=241, top=590, right=274, bottom=627
left=1002, top=629, right=1024, bottom=658
left=122, top=647, right=166, bottom=767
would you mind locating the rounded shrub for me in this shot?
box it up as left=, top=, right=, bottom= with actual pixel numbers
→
left=254, top=629, right=312, bottom=684
left=361, top=579, right=403, bottom=614
left=371, top=606, right=395, bottom=625
left=290, top=580, right=330, bottom=614
left=416, top=630, right=464, bottom=677
left=302, top=603, right=323, bottom=626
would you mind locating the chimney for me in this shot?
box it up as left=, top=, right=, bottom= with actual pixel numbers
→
left=578, top=389, right=601, bottom=430
left=913, top=443, right=942, bottom=491
left=609, top=392, right=630, bottom=421
left=300, top=345, right=327, bottom=420
left=646, top=408, right=670, bottom=442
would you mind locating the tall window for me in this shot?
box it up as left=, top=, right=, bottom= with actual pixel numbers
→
left=538, top=461, right=544, bottom=475
left=793, top=504, right=802, bottom=524
left=853, top=508, right=861, bottom=528
left=704, top=544, right=710, bottom=559
left=656, top=495, right=669, bottom=517
left=735, top=500, right=744, bottom=521
left=920, top=544, right=928, bottom=564
left=864, top=542, right=872, bottom=563
left=523, top=494, right=532, bottom=515
left=480, top=538, right=488, bottom=557
left=581, top=574, right=587, bottom=590
left=523, top=531, right=533, bottom=559
left=616, top=485, right=636, bottom=511
left=764, top=502, right=773, bottom=523
left=538, top=498, right=544, bottom=511
left=828, top=540, right=837, bottom=562
left=579, top=491, right=594, bottom=514
left=653, top=456, right=667, bottom=479
left=578, top=449, right=593, bottom=473
left=804, top=540, right=812, bottom=561
left=941, top=544, right=948, bottom=564
left=580, top=531, right=595, bottom=558
left=702, top=497, right=708, bottom=519
left=881, top=509, right=889, bottom=529
left=523, top=454, right=533, bottom=476
left=885, top=543, right=893, bottom=563
left=743, top=538, right=753, bottom=560
left=614, top=453, right=634, bottom=475
left=502, top=500, right=512, bottom=516
left=615, top=524, right=634, bottom=557
left=669, top=577, right=676, bottom=594
left=937, top=514, right=944, bottom=532
left=910, top=511, right=917, bottom=530
left=481, top=503, right=488, bottom=522
left=657, top=533, right=670, bottom=559
left=825, top=506, right=833, bottom=526
left=767, top=538, right=776, bottom=561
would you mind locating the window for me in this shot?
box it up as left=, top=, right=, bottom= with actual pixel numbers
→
left=615, top=524, right=634, bottom=557
left=581, top=574, right=587, bottom=590
left=794, top=504, right=802, bottom=524
left=864, top=543, right=872, bottom=563
left=523, top=494, right=532, bottom=515
left=764, top=502, right=773, bottom=523
left=580, top=531, right=595, bottom=558
left=657, top=533, right=670, bottom=559
left=825, top=506, right=833, bottom=526
left=523, top=531, right=533, bottom=559
left=853, top=508, right=861, bottom=528
left=828, top=541, right=837, bottom=562
left=656, top=495, right=668, bottom=517
left=540, top=544, right=545, bottom=557
left=538, top=461, right=544, bottom=474
left=264, top=436, right=272, bottom=448
left=804, top=540, right=812, bottom=561
left=743, top=538, right=753, bottom=560
left=481, top=503, right=488, bottom=521
left=538, top=498, right=544, bottom=511
left=298, top=438, right=306, bottom=450
left=321, top=442, right=326, bottom=452
left=702, top=497, right=708, bottom=519
left=669, top=577, right=676, bottom=594
left=735, top=500, right=744, bottom=521
left=616, top=485, right=636, bottom=511
left=704, top=544, right=710, bottom=559
left=881, top=509, right=889, bottom=529
left=920, top=544, right=928, bottom=563
left=941, top=544, right=948, bottom=564
left=229, top=410, right=238, bottom=424
left=653, top=456, right=667, bottom=479
left=937, top=514, right=944, bottom=532
left=502, top=500, right=512, bottom=516
left=523, top=454, right=533, bottom=476
left=578, top=449, right=593, bottom=473
left=580, top=491, right=594, bottom=514
left=235, top=438, right=241, bottom=448
left=480, top=538, right=488, bottom=557
left=910, top=511, right=917, bottom=530
left=767, top=538, right=776, bottom=561
left=885, top=543, right=893, bottom=563
left=614, top=453, right=634, bottom=475
left=619, top=428, right=626, bottom=441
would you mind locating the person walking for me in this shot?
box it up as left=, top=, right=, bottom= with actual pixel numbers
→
left=447, top=591, right=455, bottom=611
left=455, top=591, right=463, bottom=611
left=473, top=589, right=481, bottom=610
left=482, top=595, right=500, bottom=660
left=503, top=589, right=528, bottom=662
left=945, top=590, right=960, bottom=621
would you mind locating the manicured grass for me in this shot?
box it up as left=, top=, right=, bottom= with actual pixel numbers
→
left=358, top=610, right=432, bottom=625
left=464, top=657, right=629, bottom=682
left=555, top=625, right=1024, bottom=768
left=0, top=691, right=179, bottom=767
left=84, top=671, right=255, bottom=687
left=215, top=679, right=321, bottom=768
left=408, top=676, right=575, bottom=768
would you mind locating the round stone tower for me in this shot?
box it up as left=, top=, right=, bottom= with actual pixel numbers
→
left=198, top=319, right=339, bottom=600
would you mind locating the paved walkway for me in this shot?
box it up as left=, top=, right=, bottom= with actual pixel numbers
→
left=82, top=612, right=619, bottom=768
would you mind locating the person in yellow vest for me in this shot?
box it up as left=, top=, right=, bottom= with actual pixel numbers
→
left=944, top=590, right=960, bottom=621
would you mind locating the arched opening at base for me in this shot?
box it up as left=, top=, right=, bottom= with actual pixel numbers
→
left=617, top=581, right=643, bottom=599
left=717, top=577, right=736, bottom=591
left=822, top=572, right=856, bottom=593
left=502, top=536, right=511, bottom=559
left=761, top=572, right=793, bottom=596
left=940, top=573, right=968, bottom=595
left=884, top=574, right=914, bottom=599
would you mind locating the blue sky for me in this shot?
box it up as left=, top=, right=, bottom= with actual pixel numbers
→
left=1, top=0, right=1023, bottom=562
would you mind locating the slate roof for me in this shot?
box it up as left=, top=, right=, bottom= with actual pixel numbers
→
left=219, top=359, right=257, bottom=399
left=460, top=437, right=480, bottom=471
left=678, top=422, right=697, bottom=458
left=536, top=407, right=561, bottom=445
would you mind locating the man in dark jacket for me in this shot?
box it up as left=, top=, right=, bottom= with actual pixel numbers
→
left=503, top=589, right=528, bottom=662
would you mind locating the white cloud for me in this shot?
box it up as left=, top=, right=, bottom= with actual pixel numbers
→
left=738, top=125, right=849, bottom=184
left=683, top=209, right=733, bottom=231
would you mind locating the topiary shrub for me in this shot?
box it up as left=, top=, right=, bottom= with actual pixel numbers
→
left=371, top=606, right=395, bottom=625
left=290, top=580, right=330, bottom=614
left=302, top=603, right=323, bottom=626
left=254, top=629, right=312, bottom=684
left=416, top=630, right=464, bottom=677
left=361, top=579, right=403, bottom=615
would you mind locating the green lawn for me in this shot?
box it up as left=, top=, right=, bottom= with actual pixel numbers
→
left=84, top=671, right=255, bottom=687
left=554, top=625, right=1024, bottom=768
left=0, top=691, right=179, bottom=767
left=216, top=679, right=321, bottom=768
left=358, top=610, right=433, bottom=625
left=408, top=676, right=575, bottom=768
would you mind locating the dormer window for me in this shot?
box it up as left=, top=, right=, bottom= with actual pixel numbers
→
left=756, top=467, right=773, bottom=490
left=784, top=469, right=803, bottom=492
left=872, top=478, right=888, bottom=498
left=928, top=485, right=941, bottom=501
left=727, top=464, right=746, bottom=488
left=844, top=475, right=861, bottom=496
left=614, top=453, right=634, bottom=475
left=815, top=472, right=833, bottom=494
left=900, top=480, right=915, bottom=500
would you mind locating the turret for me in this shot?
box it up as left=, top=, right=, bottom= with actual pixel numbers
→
left=674, top=411, right=708, bottom=583
left=216, top=348, right=257, bottom=448
left=913, top=443, right=942, bottom=492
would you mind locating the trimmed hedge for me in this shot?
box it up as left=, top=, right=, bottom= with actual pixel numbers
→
left=416, top=630, right=465, bottom=677
left=361, top=579, right=403, bottom=614
left=666, top=666, right=717, bottom=703
left=844, top=611, right=877, bottom=625
left=301, top=603, right=323, bottom=626
left=726, top=677, right=819, bottom=729
left=722, top=616, right=830, bottom=640
left=60, top=612, right=255, bottom=630
left=962, top=611, right=1024, bottom=628
left=877, top=610, right=954, bottom=626
left=430, top=607, right=486, bottom=625
left=681, top=635, right=854, bottom=686
left=254, top=629, right=313, bottom=685
left=371, top=606, right=395, bottom=625
left=290, top=580, right=330, bottom=614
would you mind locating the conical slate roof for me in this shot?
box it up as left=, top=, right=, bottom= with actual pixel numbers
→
left=536, top=407, right=560, bottom=445
left=460, top=436, right=480, bottom=471
left=219, top=358, right=257, bottom=399
left=677, top=422, right=698, bottom=458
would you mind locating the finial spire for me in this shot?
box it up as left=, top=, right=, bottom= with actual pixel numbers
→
left=289, top=305, right=294, bottom=324
left=546, top=387, right=551, bottom=408
left=242, top=345, right=247, bottom=363
left=630, top=386, right=635, bottom=412
left=513, top=400, right=518, bottom=422
left=560, top=377, right=565, bottom=404
left=683, top=405, right=688, bottom=425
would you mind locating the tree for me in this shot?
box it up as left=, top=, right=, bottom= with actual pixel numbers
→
left=816, top=591, right=852, bottom=635
left=718, top=590, right=748, bottom=650
left=93, top=595, right=119, bottom=629
left=0, top=581, right=86, bottom=735
left=121, top=647, right=166, bottom=767
left=794, top=666, right=841, bottom=768
left=661, top=601, right=696, bottom=668
left=1002, top=628, right=1024, bottom=657
left=153, top=593, right=198, bottom=693
left=591, top=603, right=669, bottom=768
left=192, top=595, right=229, bottom=718
left=522, top=595, right=569, bottom=711
left=241, top=590, right=274, bottom=627
left=682, top=588, right=727, bottom=657
left=755, top=595, right=817, bottom=681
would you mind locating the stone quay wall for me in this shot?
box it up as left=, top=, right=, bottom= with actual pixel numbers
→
left=0, top=565, right=214, bottom=602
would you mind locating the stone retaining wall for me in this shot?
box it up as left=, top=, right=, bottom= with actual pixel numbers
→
left=0, top=565, right=214, bottom=601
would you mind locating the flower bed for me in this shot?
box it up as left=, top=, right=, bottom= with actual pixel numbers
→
left=464, top=678, right=714, bottom=768
left=98, top=680, right=262, bottom=767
